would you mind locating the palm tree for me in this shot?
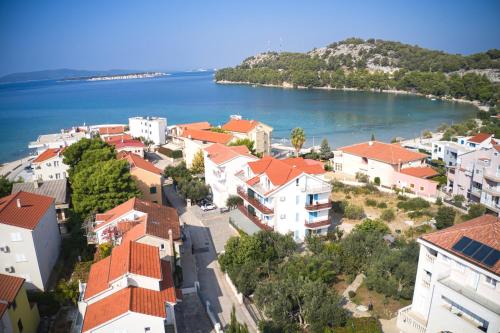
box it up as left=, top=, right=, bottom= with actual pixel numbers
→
left=290, top=127, right=306, bottom=157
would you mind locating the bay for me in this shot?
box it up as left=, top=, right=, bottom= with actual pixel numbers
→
left=0, top=71, right=476, bottom=163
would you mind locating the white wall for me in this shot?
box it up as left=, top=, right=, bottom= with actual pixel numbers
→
left=33, top=155, right=69, bottom=181
left=87, top=312, right=166, bottom=333
left=129, top=117, right=167, bottom=145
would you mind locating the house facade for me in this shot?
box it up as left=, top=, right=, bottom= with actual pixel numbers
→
left=77, top=241, right=177, bottom=333
left=111, top=139, right=145, bottom=158
left=0, top=192, right=60, bottom=291
left=180, top=129, right=234, bottom=167
left=393, top=167, right=439, bottom=198
left=397, top=215, right=500, bottom=333
left=221, top=118, right=273, bottom=155
left=28, top=129, right=88, bottom=155
left=32, top=148, right=69, bottom=181
left=432, top=141, right=472, bottom=167
left=235, top=156, right=332, bottom=241
left=203, top=143, right=259, bottom=208
left=448, top=146, right=500, bottom=214
left=0, top=274, right=40, bottom=333
left=129, top=116, right=167, bottom=146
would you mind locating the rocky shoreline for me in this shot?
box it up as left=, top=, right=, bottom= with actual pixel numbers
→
left=216, top=80, right=490, bottom=111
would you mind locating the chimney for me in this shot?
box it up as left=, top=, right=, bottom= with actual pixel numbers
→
left=16, top=198, right=21, bottom=208
left=368, top=141, right=373, bottom=146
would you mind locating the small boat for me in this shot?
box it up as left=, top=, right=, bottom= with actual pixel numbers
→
left=431, top=98, right=437, bottom=101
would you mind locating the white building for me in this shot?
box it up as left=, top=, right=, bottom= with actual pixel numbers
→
left=458, top=133, right=496, bottom=150
left=432, top=141, right=472, bottom=167
left=180, top=128, right=234, bottom=167
left=0, top=191, right=61, bottom=291
left=110, top=139, right=145, bottom=158
left=129, top=117, right=167, bottom=146
left=32, top=147, right=69, bottom=181
left=28, top=129, right=89, bottom=155
left=203, top=143, right=259, bottom=208
left=77, top=241, right=177, bottom=333
left=235, top=156, right=332, bottom=241
left=397, top=215, right=500, bottom=333
left=221, top=117, right=273, bottom=155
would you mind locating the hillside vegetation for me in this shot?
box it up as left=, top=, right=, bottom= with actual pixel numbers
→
left=216, top=38, right=500, bottom=104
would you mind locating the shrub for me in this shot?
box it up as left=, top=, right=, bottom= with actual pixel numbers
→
left=332, top=200, right=348, bottom=213
left=452, top=195, right=466, bottom=208
left=226, top=195, right=243, bottom=209
left=435, top=206, right=456, bottom=229
left=380, top=209, right=395, bottom=222
left=377, top=202, right=387, bottom=209
left=354, top=218, right=390, bottom=234
left=435, top=197, right=443, bottom=206
left=397, top=197, right=430, bottom=211
left=355, top=172, right=369, bottom=183
left=463, top=203, right=486, bottom=221
left=158, top=147, right=183, bottom=159
left=397, top=194, right=408, bottom=201
left=373, top=177, right=381, bottom=186
left=344, top=204, right=365, bottom=220
left=422, top=129, right=433, bottom=139
left=348, top=290, right=356, bottom=298
left=365, top=199, right=378, bottom=206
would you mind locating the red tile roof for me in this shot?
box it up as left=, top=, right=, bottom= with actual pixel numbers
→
left=176, top=121, right=211, bottom=131
left=468, top=133, right=492, bottom=144
left=247, top=156, right=323, bottom=187
left=222, top=119, right=259, bottom=133
left=104, top=134, right=133, bottom=143
left=84, top=241, right=162, bottom=300
left=0, top=274, right=24, bottom=304
left=399, top=167, right=439, bottom=179
left=204, top=143, right=254, bottom=165
left=182, top=128, right=233, bottom=144
left=118, top=152, right=162, bottom=175
left=339, top=141, right=427, bottom=164
left=112, top=139, right=145, bottom=149
left=98, top=126, right=125, bottom=135
left=32, top=147, right=65, bottom=163
left=281, top=158, right=325, bottom=174
left=0, top=192, right=54, bottom=230
left=95, top=198, right=181, bottom=241
left=421, top=215, right=500, bottom=275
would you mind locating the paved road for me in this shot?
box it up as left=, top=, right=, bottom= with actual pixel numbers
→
left=164, top=186, right=257, bottom=332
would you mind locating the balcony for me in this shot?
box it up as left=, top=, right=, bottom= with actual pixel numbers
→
left=483, top=186, right=500, bottom=196
left=470, top=187, right=482, bottom=197
left=301, top=184, right=332, bottom=194
left=484, top=171, right=500, bottom=183
left=304, top=219, right=331, bottom=229
left=238, top=205, right=273, bottom=231
left=397, top=305, right=427, bottom=333
left=305, top=200, right=332, bottom=211
left=237, top=187, right=274, bottom=215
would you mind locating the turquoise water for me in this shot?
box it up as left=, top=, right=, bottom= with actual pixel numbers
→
left=0, top=71, right=477, bottom=163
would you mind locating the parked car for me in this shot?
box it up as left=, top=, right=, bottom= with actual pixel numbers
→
left=220, top=207, right=230, bottom=213
left=201, top=203, right=216, bottom=211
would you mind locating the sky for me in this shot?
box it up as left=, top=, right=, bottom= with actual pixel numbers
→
left=0, top=0, right=499, bottom=75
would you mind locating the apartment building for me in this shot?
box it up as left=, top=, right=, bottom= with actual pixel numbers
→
left=129, top=116, right=167, bottom=145
left=180, top=128, right=234, bottom=167
left=110, top=139, right=145, bottom=158
left=28, top=129, right=88, bottom=155
left=235, top=156, right=331, bottom=240
left=32, top=147, right=69, bottom=181
left=448, top=146, right=500, bottom=214
left=87, top=198, right=181, bottom=261
left=0, top=274, right=40, bottom=333
left=432, top=141, right=471, bottom=167
left=77, top=241, right=177, bottom=333
left=221, top=117, right=273, bottom=155
left=0, top=192, right=60, bottom=291
left=397, top=215, right=500, bottom=333
left=203, top=143, right=258, bottom=208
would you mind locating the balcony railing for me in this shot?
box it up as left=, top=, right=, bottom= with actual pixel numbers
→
left=301, top=184, right=332, bottom=194
left=484, top=172, right=500, bottom=183
left=238, top=205, right=273, bottom=231
left=304, top=219, right=331, bottom=229
left=237, top=187, right=274, bottom=214
left=305, top=200, right=332, bottom=211
left=397, top=305, right=427, bottom=333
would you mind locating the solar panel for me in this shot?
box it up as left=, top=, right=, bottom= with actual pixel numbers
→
left=463, top=240, right=482, bottom=256
left=482, top=249, right=500, bottom=268
left=452, top=236, right=473, bottom=252
left=473, top=245, right=494, bottom=262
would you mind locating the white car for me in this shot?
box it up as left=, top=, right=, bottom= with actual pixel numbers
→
left=201, top=203, right=216, bottom=211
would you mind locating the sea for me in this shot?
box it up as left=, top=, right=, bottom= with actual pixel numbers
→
left=0, top=70, right=477, bottom=163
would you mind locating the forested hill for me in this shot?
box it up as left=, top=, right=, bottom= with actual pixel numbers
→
left=215, top=38, right=500, bottom=105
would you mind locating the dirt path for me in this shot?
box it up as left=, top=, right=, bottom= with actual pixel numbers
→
left=341, top=274, right=371, bottom=318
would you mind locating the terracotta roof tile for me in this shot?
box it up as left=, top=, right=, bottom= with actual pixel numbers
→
left=84, top=256, right=112, bottom=300
left=175, top=122, right=211, bottom=131
left=222, top=119, right=259, bottom=133
left=399, top=167, right=439, bottom=179
left=98, top=126, right=125, bottom=135
left=0, top=274, right=24, bottom=303
left=182, top=128, right=233, bottom=144
left=339, top=141, right=427, bottom=164
left=0, top=192, right=54, bottom=230
left=281, top=158, right=325, bottom=174
left=32, top=147, right=65, bottom=163
left=112, top=140, right=145, bottom=149
left=468, top=133, right=492, bottom=144
left=104, top=134, right=133, bottom=143
left=118, top=152, right=162, bottom=175
left=421, top=215, right=500, bottom=275
left=204, top=143, right=255, bottom=165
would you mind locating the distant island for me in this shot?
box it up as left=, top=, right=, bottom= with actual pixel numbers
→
left=215, top=38, right=500, bottom=107
left=68, top=72, right=167, bottom=82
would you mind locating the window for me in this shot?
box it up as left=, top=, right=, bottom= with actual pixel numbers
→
left=420, top=186, right=424, bottom=191
left=17, top=319, right=23, bottom=332
left=10, top=233, right=22, bottom=242
left=280, top=196, right=286, bottom=202
left=295, top=213, right=299, bottom=222
left=280, top=214, right=286, bottom=219
left=54, top=161, right=59, bottom=167
left=55, top=173, right=60, bottom=180
left=485, top=276, right=497, bottom=288
left=145, top=328, right=151, bottom=332
left=15, top=254, right=27, bottom=262
left=410, top=183, right=415, bottom=188
left=295, top=179, right=299, bottom=186
left=11, top=299, right=17, bottom=310
left=160, top=244, right=165, bottom=250
left=295, top=195, right=299, bottom=205
left=150, top=186, right=157, bottom=194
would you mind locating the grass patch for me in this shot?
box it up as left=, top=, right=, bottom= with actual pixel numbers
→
left=329, top=317, right=383, bottom=333
left=350, top=282, right=410, bottom=319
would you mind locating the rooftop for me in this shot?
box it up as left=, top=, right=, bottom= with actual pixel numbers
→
left=421, top=215, right=499, bottom=275
left=222, top=119, right=259, bottom=133
left=98, top=126, right=125, bottom=135
left=174, top=121, right=211, bottom=131
left=32, top=147, right=66, bottom=163
left=204, top=143, right=255, bottom=165
left=0, top=274, right=24, bottom=318
left=468, top=133, right=493, bottom=144
left=118, top=152, right=162, bottom=175
left=399, top=167, right=439, bottom=179
left=111, top=139, right=145, bottom=149
left=182, top=128, right=233, bottom=144
left=339, top=141, right=427, bottom=164
left=29, top=131, right=87, bottom=145
left=12, top=179, right=69, bottom=206
left=0, top=191, right=54, bottom=230
left=104, top=134, right=133, bottom=143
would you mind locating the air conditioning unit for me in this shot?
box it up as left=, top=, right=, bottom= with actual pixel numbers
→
left=4, top=266, right=14, bottom=273
left=0, top=246, right=10, bottom=253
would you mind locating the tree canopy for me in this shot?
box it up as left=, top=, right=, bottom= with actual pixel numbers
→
left=290, top=128, right=306, bottom=156
left=190, top=150, right=205, bottom=175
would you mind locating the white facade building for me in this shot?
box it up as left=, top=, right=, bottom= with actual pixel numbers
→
left=28, top=129, right=89, bottom=155
left=0, top=192, right=61, bottom=291
left=129, top=117, right=167, bottom=145
left=397, top=215, right=500, bottom=333
left=203, top=143, right=259, bottom=208
left=235, top=156, right=332, bottom=241
left=32, top=147, right=69, bottom=181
